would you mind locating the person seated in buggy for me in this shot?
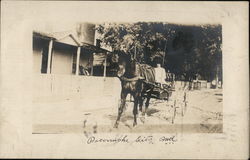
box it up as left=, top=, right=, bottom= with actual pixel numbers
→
left=151, top=63, right=173, bottom=100
left=154, top=63, right=167, bottom=87
left=154, top=63, right=175, bottom=89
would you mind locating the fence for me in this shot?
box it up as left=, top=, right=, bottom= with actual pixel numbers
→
left=33, top=74, right=121, bottom=102
left=33, top=75, right=213, bottom=105
left=175, top=80, right=210, bottom=90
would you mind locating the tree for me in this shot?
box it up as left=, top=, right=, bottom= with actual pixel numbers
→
left=96, top=22, right=176, bottom=65
left=196, top=25, right=222, bottom=82
left=95, top=22, right=222, bottom=82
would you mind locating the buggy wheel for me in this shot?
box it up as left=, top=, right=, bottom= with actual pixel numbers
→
left=172, top=100, right=177, bottom=124
left=182, top=92, right=188, bottom=116
left=172, top=106, right=177, bottom=124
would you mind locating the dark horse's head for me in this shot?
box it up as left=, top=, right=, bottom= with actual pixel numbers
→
left=116, top=51, right=138, bottom=79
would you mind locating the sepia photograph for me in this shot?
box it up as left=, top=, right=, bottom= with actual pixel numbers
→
left=0, top=1, right=248, bottom=159
left=32, top=22, right=223, bottom=134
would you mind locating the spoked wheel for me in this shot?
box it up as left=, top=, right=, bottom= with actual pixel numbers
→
left=181, top=92, right=188, bottom=116
left=171, top=100, right=177, bottom=124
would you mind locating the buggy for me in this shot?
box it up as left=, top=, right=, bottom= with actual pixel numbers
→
left=142, top=72, right=175, bottom=100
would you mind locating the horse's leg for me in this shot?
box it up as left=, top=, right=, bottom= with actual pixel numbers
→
left=138, top=95, right=147, bottom=123
left=132, top=93, right=139, bottom=127
left=114, top=91, right=127, bottom=128
left=138, top=83, right=145, bottom=112
left=138, top=95, right=144, bottom=112
left=144, top=91, right=152, bottom=116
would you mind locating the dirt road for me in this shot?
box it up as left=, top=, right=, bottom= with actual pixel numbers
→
left=33, top=89, right=223, bottom=134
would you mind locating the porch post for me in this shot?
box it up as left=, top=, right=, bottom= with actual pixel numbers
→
left=76, top=46, right=81, bottom=75
left=47, top=39, right=53, bottom=74
left=91, top=53, right=94, bottom=76
left=216, top=65, right=219, bottom=89
left=103, top=53, right=107, bottom=77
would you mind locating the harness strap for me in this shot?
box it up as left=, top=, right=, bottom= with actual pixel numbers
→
left=120, top=76, right=144, bottom=82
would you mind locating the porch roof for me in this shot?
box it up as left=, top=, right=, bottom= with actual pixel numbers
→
left=33, top=30, right=111, bottom=53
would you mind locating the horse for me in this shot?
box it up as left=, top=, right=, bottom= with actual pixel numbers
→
left=114, top=52, right=156, bottom=128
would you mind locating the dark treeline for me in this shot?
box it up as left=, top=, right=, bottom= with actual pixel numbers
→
left=96, top=22, right=222, bottom=82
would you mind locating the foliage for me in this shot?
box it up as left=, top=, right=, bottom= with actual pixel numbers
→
left=95, top=22, right=222, bottom=81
